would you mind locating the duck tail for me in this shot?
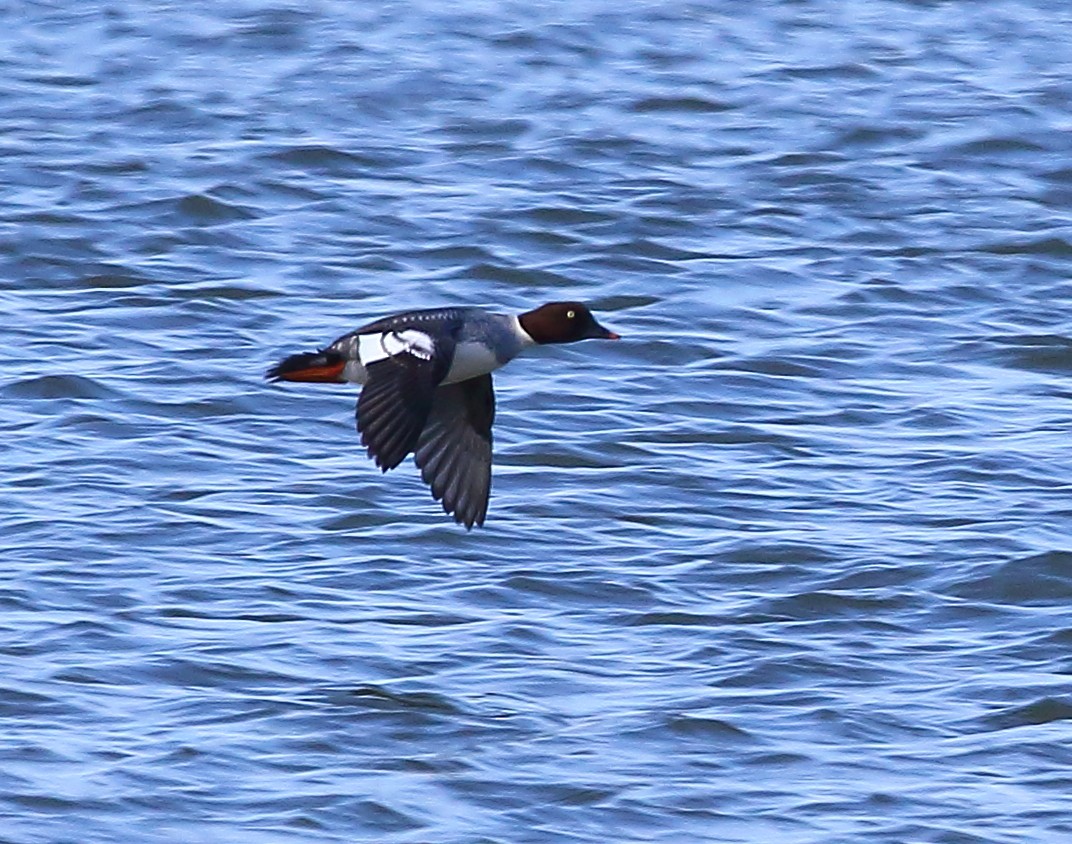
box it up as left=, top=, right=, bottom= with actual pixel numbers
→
left=266, top=350, right=346, bottom=383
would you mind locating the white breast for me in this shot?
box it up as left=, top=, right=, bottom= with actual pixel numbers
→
left=445, top=341, right=503, bottom=383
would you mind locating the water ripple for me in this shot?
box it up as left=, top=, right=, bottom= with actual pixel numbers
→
left=3, top=1, right=1072, bottom=842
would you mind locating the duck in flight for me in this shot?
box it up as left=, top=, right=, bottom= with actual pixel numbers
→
left=267, top=302, right=619, bottom=529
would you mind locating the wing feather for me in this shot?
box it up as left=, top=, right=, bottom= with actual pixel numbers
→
left=355, top=321, right=459, bottom=471
left=414, top=375, right=495, bottom=529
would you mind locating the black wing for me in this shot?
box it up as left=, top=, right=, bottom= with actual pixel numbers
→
left=356, top=320, right=459, bottom=472
left=414, top=375, right=495, bottom=530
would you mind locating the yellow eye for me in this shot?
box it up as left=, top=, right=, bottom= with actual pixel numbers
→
left=567, top=310, right=576, bottom=319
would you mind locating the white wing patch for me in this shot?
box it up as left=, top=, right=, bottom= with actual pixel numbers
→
left=385, top=329, right=436, bottom=360
left=358, top=329, right=436, bottom=366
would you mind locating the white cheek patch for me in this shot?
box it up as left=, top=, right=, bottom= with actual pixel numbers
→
left=358, top=330, right=436, bottom=366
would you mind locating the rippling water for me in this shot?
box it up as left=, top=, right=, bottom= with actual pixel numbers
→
left=3, top=1, right=1072, bottom=841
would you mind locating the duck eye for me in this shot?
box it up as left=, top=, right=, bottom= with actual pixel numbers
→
left=566, top=310, right=576, bottom=319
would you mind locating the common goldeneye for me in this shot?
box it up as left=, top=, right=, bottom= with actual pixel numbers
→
left=267, top=302, right=619, bottom=528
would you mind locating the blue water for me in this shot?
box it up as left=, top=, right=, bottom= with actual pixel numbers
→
left=3, top=1, right=1072, bottom=841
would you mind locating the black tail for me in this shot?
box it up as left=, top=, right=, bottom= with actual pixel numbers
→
left=266, top=350, right=346, bottom=382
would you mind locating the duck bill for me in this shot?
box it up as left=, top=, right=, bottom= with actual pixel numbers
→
left=590, top=322, right=620, bottom=340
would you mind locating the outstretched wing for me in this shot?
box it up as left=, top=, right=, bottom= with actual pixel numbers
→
left=356, top=322, right=458, bottom=471
left=414, top=375, right=495, bottom=530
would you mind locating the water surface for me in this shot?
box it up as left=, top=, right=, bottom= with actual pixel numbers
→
left=2, top=2, right=1072, bottom=842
